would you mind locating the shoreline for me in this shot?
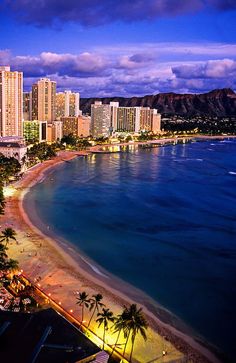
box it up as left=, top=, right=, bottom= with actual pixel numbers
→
left=3, top=139, right=230, bottom=362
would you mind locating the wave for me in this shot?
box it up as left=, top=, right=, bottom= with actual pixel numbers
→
left=79, top=255, right=110, bottom=279
left=229, top=171, right=236, bottom=175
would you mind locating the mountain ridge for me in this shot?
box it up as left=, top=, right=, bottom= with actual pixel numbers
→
left=80, top=88, right=236, bottom=117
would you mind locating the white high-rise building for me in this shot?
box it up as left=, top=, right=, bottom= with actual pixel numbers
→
left=0, top=66, right=23, bottom=137
left=91, top=101, right=112, bottom=138
left=91, top=101, right=161, bottom=137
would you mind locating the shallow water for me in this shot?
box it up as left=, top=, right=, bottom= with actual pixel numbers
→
left=27, top=140, right=236, bottom=360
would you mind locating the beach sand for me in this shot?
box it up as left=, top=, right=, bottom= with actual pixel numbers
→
left=2, top=145, right=226, bottom=363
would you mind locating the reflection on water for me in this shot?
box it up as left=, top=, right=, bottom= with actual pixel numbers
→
left=29, top=140, right=236, bottom=361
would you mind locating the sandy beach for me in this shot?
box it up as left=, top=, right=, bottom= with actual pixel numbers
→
left=2, top=142, right=228, bottom=363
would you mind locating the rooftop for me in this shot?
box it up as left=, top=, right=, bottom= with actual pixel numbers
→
left=0, top=308, right=102, bottom=363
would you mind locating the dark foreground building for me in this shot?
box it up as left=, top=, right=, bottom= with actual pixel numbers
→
left=0, top=308, right=109, bottom=363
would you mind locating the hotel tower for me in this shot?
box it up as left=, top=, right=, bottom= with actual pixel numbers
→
left=32, top=78, right=56, bottom=122
left=0, top=66, right=23, bottom=137
left=56, top=90, right=80, bottom=119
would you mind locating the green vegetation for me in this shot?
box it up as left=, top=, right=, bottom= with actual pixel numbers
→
left=0, top=182, right=5, bottom=215
left=137, top=131, right=155, bottom=141
left=0, top=227, right=17, bottom=247
left=27, top=142, right=56, bottom=163
left=61, top=134, right=77, bottom=146
left=94, top=136, right=109, bottom=144
left=61, top=134, right=92, bottom=149
left=0, top=237, right=18, bottom=274
left=0, top=154, right=21, bottom=183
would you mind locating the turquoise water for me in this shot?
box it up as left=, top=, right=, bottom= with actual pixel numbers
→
left=26, top=140, right=236, bottom=361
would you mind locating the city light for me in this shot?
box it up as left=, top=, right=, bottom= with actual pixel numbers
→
left=3, top=186, right=16, bottom=197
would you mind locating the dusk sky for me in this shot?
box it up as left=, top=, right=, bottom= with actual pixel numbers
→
left=1, top=0, right=236, bottom=97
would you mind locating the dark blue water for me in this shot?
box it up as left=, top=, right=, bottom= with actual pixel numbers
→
left=27, top=140, right=236, bottom=360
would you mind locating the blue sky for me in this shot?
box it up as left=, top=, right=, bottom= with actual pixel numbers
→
left=0, top=0, right=236, bottom=96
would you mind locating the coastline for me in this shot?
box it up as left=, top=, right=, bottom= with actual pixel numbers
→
left=3, top=140, right=230, bottom=363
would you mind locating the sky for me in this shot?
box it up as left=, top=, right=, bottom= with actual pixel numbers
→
left=0, top=0, right=236, bottom=97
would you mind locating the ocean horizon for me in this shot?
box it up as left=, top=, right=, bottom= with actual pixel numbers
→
left=25, top=139, right=236, bottom=361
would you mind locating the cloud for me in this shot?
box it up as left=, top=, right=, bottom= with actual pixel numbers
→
left=172, top=59, right=236, bottom=79
left=0, top=50, right=109, bottom=77
left=4, top=0, right=236, bottom=28
left=1, top=44, right=236, bottom=96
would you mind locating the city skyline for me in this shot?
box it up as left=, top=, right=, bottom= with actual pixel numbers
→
left=0, top=1, right=236, bottom=97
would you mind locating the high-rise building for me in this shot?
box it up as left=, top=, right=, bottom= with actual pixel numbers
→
left=0, top=66, right=23, bottom=137
left=151, top=109, right=161, bottom=134
left=23, top=120, right=47, bottom=143
left=91, top=101, right=112, bottom=138
left=78, top=115, right=91, bottom=137
left=32, top=78, right=56, bottom=122
left=23, top=92, right=32, bottom=121
left=116, top=107, right=140, bottom=133
left=56, top=91, right=80, bottom=119
left=90, top=101, right=161, bottom=136
left=47, top=121, right=63, bottom=142
left=140, top=108, right=161, bottom=133
left=31, top=83, right=38, bottom=120
left=61, top=116, right=79, bottom=137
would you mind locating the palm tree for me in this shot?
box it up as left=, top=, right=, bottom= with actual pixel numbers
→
left=110, top=306, right=130, bottom=358
left=76, top=291, right=90, bottom=327
left=0, top=243, right=8, bottom=259
left=0, top=256, right=18, bottom=273
left=96, top=307, right=115, bottom=350
left=0, top=228, right=17, bottom=247
left=126, top=304, right=148, bottom=362
left=88, top=293, right=105, bottom=328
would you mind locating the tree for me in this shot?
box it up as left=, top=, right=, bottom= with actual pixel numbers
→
left=61, top=134, right=77, bottom=146
left=123, top=304, right=148, bottom=362
left=0, top=242, right=18, bottom=275
left=96, top=307, right=115, bottom=350
left=0, top=182, right=5, bottom=215
left=0, top=243, right=8, bottom=259
left=76, top=291, right=90, bottom=327
left=0, top=257, right=18, bottom=272
left=0, top=155, right=21, bottom=183
left=0, top=228, right=17, bottom=247
left=125, top=135, right=132, bottom=142
left=111, top=306, right=130, bottom=358
left=27, top=143, right=56, bottom=163
left=88, top=293, right=105, bottom=328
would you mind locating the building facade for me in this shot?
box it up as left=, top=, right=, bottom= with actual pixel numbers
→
left=140, top=107, right=161, bottom=133
left=116, top=107, right=140, bottom=133
left=32, top=78, right=56, bottom=122
left=91, top=101, right=161, bottom=136
left=0, top=66, right=23, bottom=137
left=61, top=116, right=79, bottom=137
left=23, top=121, right=47, bottom=143
left=47, top=121, right=63, bottom=142
left=56, top=91, right=80, bottom=119
left=0, top=136, right=27, bottom=163
left=91, top=101, right=112, bottom=138
left=78, top=115, right=91, bottom=137
left=23, top=91, right=32, bottom=121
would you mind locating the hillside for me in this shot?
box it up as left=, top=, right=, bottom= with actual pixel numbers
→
left=80, top=88, right=236, bottom=117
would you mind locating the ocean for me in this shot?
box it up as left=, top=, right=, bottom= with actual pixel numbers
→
left=26, top=139, right=236, bottom=361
